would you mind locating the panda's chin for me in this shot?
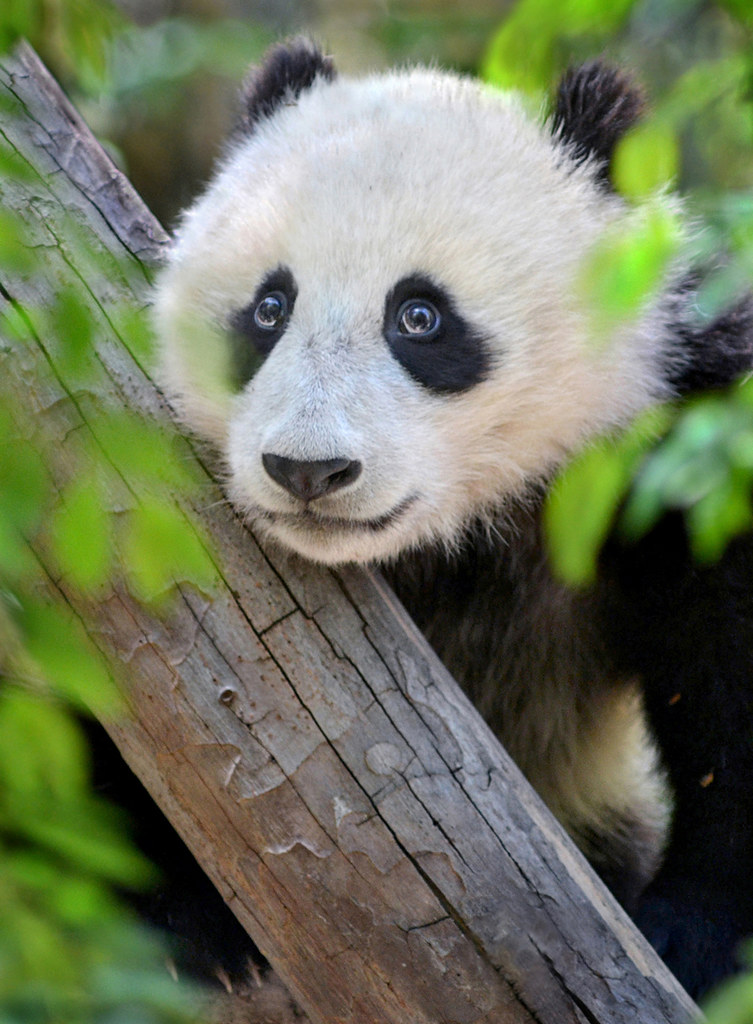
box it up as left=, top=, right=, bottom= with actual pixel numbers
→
left=252, top=496, right=420, bottom=565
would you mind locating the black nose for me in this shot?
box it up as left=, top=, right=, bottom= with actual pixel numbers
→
left=262, top=453, right=362, bottom=502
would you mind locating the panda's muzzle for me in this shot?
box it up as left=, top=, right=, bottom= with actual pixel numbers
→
left=262, top=453, right=362, bottom=503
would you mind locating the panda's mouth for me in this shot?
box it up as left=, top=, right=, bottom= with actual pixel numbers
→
left=258, top=494, right=417, bottom=534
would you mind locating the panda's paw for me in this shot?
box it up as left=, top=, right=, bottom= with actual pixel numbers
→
left=634, top=880, right=749, bottom=1000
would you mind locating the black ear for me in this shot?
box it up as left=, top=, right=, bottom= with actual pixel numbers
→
left=551, top=61, right=644, bottom=189
left=239, top=38, right=336, bottom=133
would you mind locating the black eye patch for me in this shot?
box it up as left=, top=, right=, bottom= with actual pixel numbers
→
left=228, top=265, right=298, bottom=387
left=383, top=274, right=490, bottom=394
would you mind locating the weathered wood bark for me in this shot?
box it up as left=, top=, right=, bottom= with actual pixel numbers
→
left=0, top=43, right=699, bottom=1024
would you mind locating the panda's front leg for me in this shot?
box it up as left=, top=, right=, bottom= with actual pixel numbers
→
left=600, top=515, right=753, bottom=999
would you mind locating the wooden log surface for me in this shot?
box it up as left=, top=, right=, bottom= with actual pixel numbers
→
left=0, top=42, right=699, bottom=1024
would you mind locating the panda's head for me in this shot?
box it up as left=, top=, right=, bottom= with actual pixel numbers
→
left=155, top=41, right=679, bottom=564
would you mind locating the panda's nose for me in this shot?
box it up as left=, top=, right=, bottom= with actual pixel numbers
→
left=262, top=453, right=362, bottom=502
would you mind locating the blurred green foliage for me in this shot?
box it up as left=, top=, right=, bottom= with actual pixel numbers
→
left=0, top=302, right=208, bottom=1022
left=578, top=203, right=683, bottom=342
left=0, top=4, right=218, bottom=1020
left=544, top=407, right=674, bottom=585
left=0, top=215, right=220, bottom=1018
left=107, top=17, right=273, bottom=97
left=621, top=382, right=753, bottom=563
left=487, top=1, right=753, bottom=599
left=0, top=401, right=210, bottom=1024
left=705, top=945, right=753, bottom=1024
left=0, top=0, right=125, bottom=94
left=482, top=0, right=637, bottom=94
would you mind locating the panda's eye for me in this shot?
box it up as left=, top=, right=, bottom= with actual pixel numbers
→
left=254, top=291, right=288, bottom=331
left=397, top=299, right=441, bottom=339
left=384, top=274, right=490, bottom=394
left=228, top=265, right=298, bottom=388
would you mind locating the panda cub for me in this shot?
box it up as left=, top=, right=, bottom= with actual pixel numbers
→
left=154, top=40, right=753, bottom=999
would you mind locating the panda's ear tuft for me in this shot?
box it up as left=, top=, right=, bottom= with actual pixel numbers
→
left=551, top=61, right=645, bottom=189
left=239, top=38, right=336, bottom=133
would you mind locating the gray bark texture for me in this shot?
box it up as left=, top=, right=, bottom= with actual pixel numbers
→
left=0, top=42, right=699, bottom=1024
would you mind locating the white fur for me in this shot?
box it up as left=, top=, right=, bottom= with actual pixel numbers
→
left=154, top=66, right=678, bottom=566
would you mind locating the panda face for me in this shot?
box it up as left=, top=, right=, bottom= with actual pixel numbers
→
left=155, top=63, right=674, bottom=564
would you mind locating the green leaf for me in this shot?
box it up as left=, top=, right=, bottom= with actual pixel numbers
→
left=623, top=401, right=731, bottom=533
left=0, top=426, right=48, bottom=577
left=651, top=56, right=747, bottom=126
left=0, top=689, right=88, bottom=801
left=49, top=287, right=97, bottom=382
left=0, top=211, right=34, bottom=273
left=718, top=0, right=753, bottom=28
left=0, top=419, right=48, bottom=535
left=17, top=805, right=153, bottom=889
left=613, top=121, right=680, bottom=199
left=123, top=498, right=216, bottom=604
left=0, top=518, right=35, bottom=582
left=0, top=0, right=42, bottom=53
left=621, top=386, right=753, bottom=561
left=50, top=475, right=112, bottom=592
left=117, top=304, right=157, bottom=365
left=0, top=300, right=33, bottom=345
left=703, top=944, right=753, bottom=1022
left=579, top=204, right=683, bottom=339
left=481, top=0, right=638, bottom=92
left=19, top=601, right=121, bottom=713
left=688, top=474, right=752, bottom=562
left=0, top=139, right=36, bottom=185
left=562, top=0, right=637, bottom=33
left=546, top=443, right=627, bottom=585
left=58, top=0, right=126, bottom=95
left=695, top=264, right=752, bottom=322
left=89, top=963, right=201, bottom=1015
left=545, top=407, right=673, bottom=585
left=6, top=852, right=119, bottom=928
left=482, top=21, right=555, bottom=93
left=94, top=412, right=204, bottom=494
left=0, top=897, right=74, bottom=992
